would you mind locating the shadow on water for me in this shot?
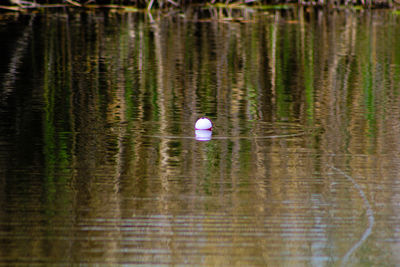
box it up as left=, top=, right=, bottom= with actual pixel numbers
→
left=1, top=8, right=400, bottom=266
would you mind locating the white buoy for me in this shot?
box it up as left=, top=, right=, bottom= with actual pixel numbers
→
left=195, top=117, right=213, bottom=130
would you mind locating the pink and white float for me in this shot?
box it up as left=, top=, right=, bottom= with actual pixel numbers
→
left=195, top=117, right=213, bottom=130
left=195, top=117, right=213, bottom=141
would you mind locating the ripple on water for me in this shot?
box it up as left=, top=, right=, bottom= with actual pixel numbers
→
left=131, top=120, right=308, bottom=141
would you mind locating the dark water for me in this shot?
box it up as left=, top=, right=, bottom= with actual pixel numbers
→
left=1, top=8, right=400, bottom=266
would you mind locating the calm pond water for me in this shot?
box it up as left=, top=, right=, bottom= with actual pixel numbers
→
left=1, top=8, right=400, bottom=266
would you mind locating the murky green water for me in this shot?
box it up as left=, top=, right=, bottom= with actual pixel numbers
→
left=1, top=8, right=400, bottom=266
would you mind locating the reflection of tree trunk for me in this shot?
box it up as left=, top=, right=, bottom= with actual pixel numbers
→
left=1, top=15, right=35, bottom=103
left=64, top=13, right=127, bottom=263
left=152, top=21, right=175, bottom=260
left=153, top=22, right=170, bottom=203
left=268, top=13, right=279, bottom=119
left=319, top=12, right=355, bottom=155
left=257, top=19, right=273, bottom=121
left=0, top=17, right=36, bottom=237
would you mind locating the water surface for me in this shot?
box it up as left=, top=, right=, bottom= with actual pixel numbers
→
left=1, top=9, right=400, bottom=266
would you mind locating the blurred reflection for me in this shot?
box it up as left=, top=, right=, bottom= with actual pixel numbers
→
left=0, top=9, right=400, bottom=266
left=195, top=129, right=212, bottom=141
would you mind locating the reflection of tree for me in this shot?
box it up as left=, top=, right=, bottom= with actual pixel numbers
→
left=1, top=8, right=400, bottom=265
left=0, top=15, right=35, bottom=104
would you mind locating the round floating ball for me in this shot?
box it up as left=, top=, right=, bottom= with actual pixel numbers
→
left=195, top=117, right=213, bottom=130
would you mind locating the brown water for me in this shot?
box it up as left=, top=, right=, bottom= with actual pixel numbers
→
left=1, top=8, right=400, bottom=266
